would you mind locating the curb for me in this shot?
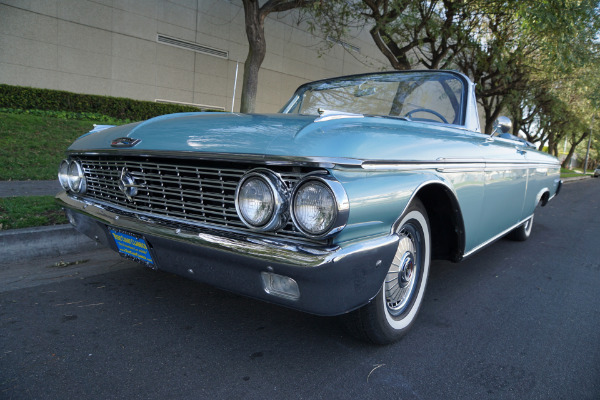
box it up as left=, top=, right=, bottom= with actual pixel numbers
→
left=0, top=224, right=97, bottom=263
left=562, top=176, right=593, bottom=183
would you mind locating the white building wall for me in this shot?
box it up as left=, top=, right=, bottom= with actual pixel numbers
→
left=0, top=0, right=389, bottom=113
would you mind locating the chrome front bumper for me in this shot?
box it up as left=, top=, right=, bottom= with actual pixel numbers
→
left=56, top=192, right=398, bottom=316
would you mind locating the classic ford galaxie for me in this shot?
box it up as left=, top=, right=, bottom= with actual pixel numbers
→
left=57, top=71, right=561, bottom=344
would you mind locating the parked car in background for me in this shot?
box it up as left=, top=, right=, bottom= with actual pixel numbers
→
left=57, top=70, right=562, bottom=344
left=594, top=167, right=600, bottom=177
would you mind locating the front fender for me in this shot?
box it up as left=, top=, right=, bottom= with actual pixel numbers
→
left=330, top=169, right=457, bottom=244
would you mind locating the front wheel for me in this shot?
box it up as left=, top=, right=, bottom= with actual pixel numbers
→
left=341, top=199, right=431, bottom=345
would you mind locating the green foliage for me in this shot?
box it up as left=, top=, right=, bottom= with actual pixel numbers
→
left=0, top=112, right=96, bottom=180
left=0, top=108, right=131, bottom=125
left=313, top=1, right=497, bottom=70
left=516, top=0, right=600, bottom=72
left=0, top=196, right=67, bottom=230
left=0, top=84, right=202, bottom=121
left=312, top=0, right=600, bottom=148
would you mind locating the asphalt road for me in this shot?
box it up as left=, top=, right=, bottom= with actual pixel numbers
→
left=1, top=179, right=599, bottom=399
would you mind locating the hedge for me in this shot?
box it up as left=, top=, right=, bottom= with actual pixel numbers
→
left=0, top=108, right=132, bottom=124
left=0, top=84, right=211, bottom=121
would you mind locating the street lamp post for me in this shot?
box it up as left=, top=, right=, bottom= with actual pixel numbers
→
left=583, top=115, right=593, bottom=175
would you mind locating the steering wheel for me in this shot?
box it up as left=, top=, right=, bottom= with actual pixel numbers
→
left=404, top=108, right=448, bottom=124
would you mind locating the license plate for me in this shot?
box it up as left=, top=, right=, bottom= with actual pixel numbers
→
left=109, top=229, right=155, bottom=266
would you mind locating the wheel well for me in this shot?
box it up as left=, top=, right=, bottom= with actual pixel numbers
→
left=539, top=190, right=550, bottom=206
left=416, top=184, right=465, bottom=262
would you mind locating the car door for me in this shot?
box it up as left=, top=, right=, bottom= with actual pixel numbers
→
left=480, top=137, right=529, bottom=240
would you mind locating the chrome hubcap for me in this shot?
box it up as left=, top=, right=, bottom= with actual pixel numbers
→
left=385, top=227, right=419, bottom=315
left=398, top=253, right=415, bottom=288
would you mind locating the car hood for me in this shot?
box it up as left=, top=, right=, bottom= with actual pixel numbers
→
left=68, top=112, right=518, bottom=162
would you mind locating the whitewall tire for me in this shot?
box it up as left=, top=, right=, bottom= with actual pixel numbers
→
left=507, top=214, right=534, bottom=242
left=341, top=198, right=431, bottom=344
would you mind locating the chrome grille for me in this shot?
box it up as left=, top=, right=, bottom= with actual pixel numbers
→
left=76, top=155, right=323, bottom=243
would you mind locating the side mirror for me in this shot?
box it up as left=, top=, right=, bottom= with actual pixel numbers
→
left=492, top=116, right=512, bottom=137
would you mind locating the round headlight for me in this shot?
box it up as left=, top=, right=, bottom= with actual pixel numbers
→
left=58, top=160, right=70, bottom=190
left=67, top=160, right=86, bottom=193
left=292, top=180, right=337, bottom=236
left=236, top=176, right=275, bottom=228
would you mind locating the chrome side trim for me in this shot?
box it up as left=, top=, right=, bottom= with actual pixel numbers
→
left=370, top=157, right=560, bottom=166
left=462, top=215, right=534, bottom=258
left=483, top=163, right=533, bottom=171
left=361, top=162, right=486, bottom=172
left=361, top=160, right=559, bottom=172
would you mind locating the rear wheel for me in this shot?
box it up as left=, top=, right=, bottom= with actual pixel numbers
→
left=507, top=215, right=534, bottom=241
left=341, top=199, right=431, bottom=345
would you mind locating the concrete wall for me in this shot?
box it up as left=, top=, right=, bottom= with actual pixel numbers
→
left=0, top=0, right=389, bottom=113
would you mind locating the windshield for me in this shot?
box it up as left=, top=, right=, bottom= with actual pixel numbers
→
left=283, top=71, right=466, bottom=126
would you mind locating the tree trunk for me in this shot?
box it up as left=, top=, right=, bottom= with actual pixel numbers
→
left=482, top=96, right=504, bottom=135
left=561, top=145, right=576, bottom=169
left=240, top=0, right=267, bottom=113
left=369, top=26, right=412, bottom=70
left=561, top=131, right=589, bottom=168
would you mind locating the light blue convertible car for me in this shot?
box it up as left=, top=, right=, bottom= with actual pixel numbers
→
left=57, top=70, right=561, bottom=344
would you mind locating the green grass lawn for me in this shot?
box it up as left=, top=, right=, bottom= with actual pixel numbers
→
left=560, top=168, right=593, bottom=178
left=0, top=112, right=114, bottom=230
left=0, top=196, right=67, bottom=230
left=0, top=112, right=97, bottom=180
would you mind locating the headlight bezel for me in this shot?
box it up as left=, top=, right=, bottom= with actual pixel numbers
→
left=235, top=169, right=289, bottom=232
left=290, top=174, right=349, bottom=238
left=59, top=159, right=87, bottom=194
left=67, top=160, right=86, bottom=193
left=58, top=159, right=70, bottom=190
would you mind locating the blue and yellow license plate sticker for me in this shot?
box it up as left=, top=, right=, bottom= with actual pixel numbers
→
left=109, top=229, right=154, bottom=266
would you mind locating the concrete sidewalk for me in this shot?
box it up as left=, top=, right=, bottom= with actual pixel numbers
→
left=0, top=180, right=61, bottom=198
